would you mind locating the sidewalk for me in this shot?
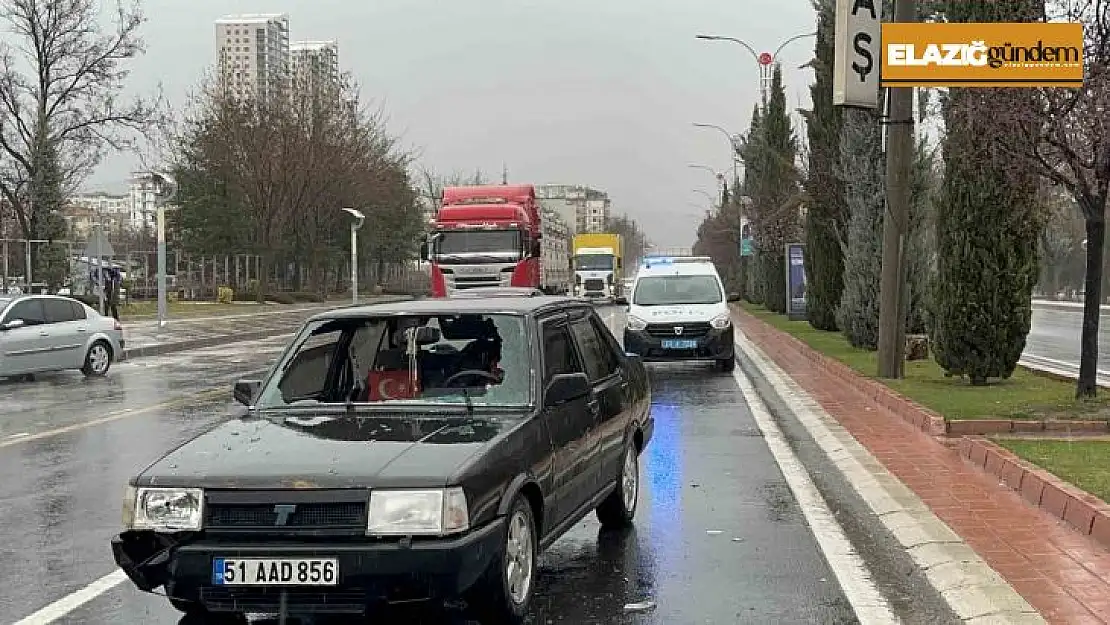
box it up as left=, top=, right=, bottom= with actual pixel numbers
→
left=119, top=296, right=410, bottom=360
left=735, top=308, right=1110, bottom=623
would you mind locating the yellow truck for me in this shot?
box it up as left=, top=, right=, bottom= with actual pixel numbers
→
left=572, top=233, right=623, bottom=301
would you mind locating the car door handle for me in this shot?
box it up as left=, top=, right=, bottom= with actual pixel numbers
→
left=38, top=331, right=49, bottom=337
left=587, top=399, right=599, bottom=414
left=76, top=327, right=87, bottom=332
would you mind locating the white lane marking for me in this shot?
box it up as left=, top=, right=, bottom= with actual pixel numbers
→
left=731, top=362, right=899, bottom=623
left=12, top=569, right=127, bottom=625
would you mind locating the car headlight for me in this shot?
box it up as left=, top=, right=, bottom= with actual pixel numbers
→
left=627, top=315, right=647, bottom=331
left=125, top=486, right=204, bottom=531
left=367, top=487, right=469, bottom=536
left=710, top=313, right=732, bottom=329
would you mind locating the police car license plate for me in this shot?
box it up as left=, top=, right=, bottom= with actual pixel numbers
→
left=212, top=558, right=338, bottom=586
left=661, top=339, right=698, bottom=349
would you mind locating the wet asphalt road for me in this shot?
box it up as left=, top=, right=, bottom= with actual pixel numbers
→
left=2, top=307, right=894, bottom=624
left=1026, top=305, right=1110, bottom=371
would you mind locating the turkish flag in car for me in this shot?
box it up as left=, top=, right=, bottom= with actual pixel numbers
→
left=367, top=370, right=420, bottom=400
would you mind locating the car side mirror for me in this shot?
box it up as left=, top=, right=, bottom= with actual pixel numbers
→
left=543, top=372, right=590, bottom=407
left=727, top=292, right=741, bottom=302
left=0, top=318, right=24, bottom=330
left=419, top=241, right=429, bottom=261
left=614, top=296, right=627, bottom=305
left=530, top=240, right=541, bottom=257
left=233, top=379, right=261, bottom=406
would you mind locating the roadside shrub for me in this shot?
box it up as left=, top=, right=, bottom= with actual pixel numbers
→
left=216, top=286, right=234, bottom=304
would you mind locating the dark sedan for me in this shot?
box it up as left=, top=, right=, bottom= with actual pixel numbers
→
left=111, top=296, right=653, bottom=623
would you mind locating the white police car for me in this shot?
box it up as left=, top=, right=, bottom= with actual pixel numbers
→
left=622, top=256, right=735, bottom=371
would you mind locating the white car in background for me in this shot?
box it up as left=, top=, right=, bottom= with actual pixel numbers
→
left=0, top=295, right=124, bottom=379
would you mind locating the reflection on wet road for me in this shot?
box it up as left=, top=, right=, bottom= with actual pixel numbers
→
left=3, top=307, right=860, bottom=624
left=0, top=336, right=290, bottom=439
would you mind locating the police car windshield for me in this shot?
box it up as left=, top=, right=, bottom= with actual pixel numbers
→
left=633, top=275, right=722, bottom=305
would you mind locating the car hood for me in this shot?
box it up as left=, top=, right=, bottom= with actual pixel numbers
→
left=629, top=303, right=728, bottom=323
left=138, top=412, right=514, bottom=490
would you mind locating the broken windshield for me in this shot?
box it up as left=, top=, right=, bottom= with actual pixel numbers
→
left=254, top=313, right=531, bottom=410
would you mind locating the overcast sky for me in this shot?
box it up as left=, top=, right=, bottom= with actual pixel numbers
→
left=87, top=0, right=818, bottom=248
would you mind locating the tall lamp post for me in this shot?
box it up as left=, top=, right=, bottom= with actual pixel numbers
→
left=695, top=32, right=816, bottom=105
left=342, top=207, right=365, bottom=305
left=149, top=172, right=177, bottom=328
left=691, top=123, right=742, bottom=181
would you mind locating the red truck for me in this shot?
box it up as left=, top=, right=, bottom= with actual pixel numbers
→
left=420, top=184, right=571, bottom=297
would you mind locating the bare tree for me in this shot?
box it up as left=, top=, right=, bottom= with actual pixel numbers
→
left=173, top=75, right=419, bottom=298
left=0, top=0, right=158, bottom=271
left=993, top=0, right=1110, bottom=396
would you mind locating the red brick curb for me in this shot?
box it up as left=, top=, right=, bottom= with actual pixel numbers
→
left=947, top=419, right=1109, bottom=436
left=733, top=306, right=947, bottom=436
left=958, top=436, right=1110, bottom=551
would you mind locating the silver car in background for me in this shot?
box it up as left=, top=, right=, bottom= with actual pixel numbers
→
left=0, top=295, right=124, bottom=378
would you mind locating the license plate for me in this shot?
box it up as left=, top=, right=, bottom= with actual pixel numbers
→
left=661, top=339, right=698, bottom=349
left=212, top=558, right=339, bottom=586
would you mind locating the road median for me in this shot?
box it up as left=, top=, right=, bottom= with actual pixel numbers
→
left=119, top=295, right=412, bottom=360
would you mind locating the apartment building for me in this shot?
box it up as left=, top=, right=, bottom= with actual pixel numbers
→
left=291, top=40, right=340, bottom=93
left=64, top=193, right=132, bottom=235
left=535, top=184, right=611, bottom=235
left=215, top=13, right=290, bottom=100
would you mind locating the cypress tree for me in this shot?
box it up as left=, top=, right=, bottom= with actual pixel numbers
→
left=835, top=104, right=884, bottom=348
left=754, top=66, right=800, bottom=314
left=801, top=0, right=847, bottom=330
left=931, top=0, right=1043, bottom=383
left=739, top=104, right=764, bottom=304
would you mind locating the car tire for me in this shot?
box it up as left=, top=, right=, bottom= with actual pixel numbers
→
left=80, top=340, right=112, bottom=377
left=467, top=496, right=537, bottom=624
left=716, top=355, right=735, bottom=372
left=596, top=441, right=639, bottom=529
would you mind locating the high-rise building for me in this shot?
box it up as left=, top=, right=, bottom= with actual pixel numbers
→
left=291, top=40, right=340, bottom=93
left=214, top=14, right=290, bottom=100
left=535, top=184, right=611, bottom=235
left=128, top=172, right=177, bottom=231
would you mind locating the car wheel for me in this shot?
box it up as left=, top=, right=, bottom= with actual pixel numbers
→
left=80, top=340, right=112, bottom=377
left=467, top=496, right=537, bottom=623
left=596, top=441, right=639, bottom=529
left=716, top=355, right=735, bottom=372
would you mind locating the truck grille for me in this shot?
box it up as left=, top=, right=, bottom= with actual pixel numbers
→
left=645, top=322, right=712, bottom=338
left=583, top=279, right=605, bottom=291
left=204, top=491, right=367, bottom=533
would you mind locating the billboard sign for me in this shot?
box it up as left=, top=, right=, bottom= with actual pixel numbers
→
left=786, top=243, right=806, bottom=321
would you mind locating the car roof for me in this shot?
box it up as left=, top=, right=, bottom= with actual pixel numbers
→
left=309, top=295, right=592, bottom=321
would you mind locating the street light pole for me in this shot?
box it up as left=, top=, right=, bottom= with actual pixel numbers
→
left=696, top=32, right=817, bottom=105
left=876, top=0, right=916, bottom=379
left=691, top=123, right=741, bottom=182
left=691, top=189, right=718, bottom=207
left=342, top=207, right=365, bottom=306
left=150, top=172, right=177, bottom=328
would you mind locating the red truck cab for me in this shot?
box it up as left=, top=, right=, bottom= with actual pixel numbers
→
left=421, top=184, right=543, bottom=297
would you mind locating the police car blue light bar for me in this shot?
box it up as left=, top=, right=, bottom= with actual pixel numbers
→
left=641, top=255, right=713, bottom=267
